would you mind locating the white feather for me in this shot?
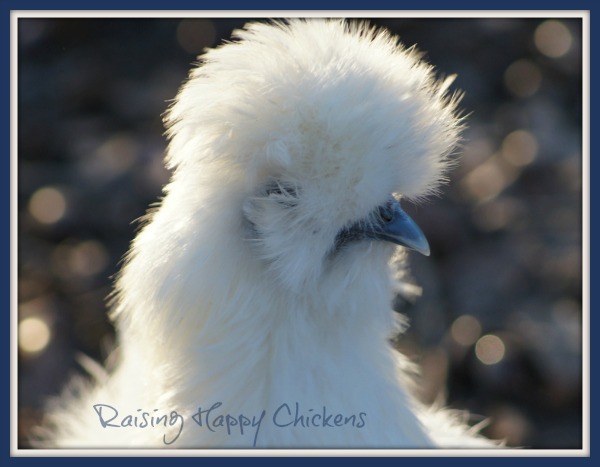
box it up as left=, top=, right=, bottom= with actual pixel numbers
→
left=36, top=19, right=499, bottom=449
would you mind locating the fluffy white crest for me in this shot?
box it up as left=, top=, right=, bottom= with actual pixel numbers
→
left=163, top=19, right=462, bottom=292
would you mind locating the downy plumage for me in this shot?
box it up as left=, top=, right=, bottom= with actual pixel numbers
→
left=36, top=19, right=498, bottom=449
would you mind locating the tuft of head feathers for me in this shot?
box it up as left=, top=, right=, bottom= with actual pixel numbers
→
left=160, top=19, right=463, bottom=293
left=36, top=19, right=499, bottom=449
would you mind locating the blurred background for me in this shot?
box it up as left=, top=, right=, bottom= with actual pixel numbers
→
left=17, top=16, right=584, bottom=449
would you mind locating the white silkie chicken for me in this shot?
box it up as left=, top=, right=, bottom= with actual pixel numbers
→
left=38, top=19, right=498, bottom=449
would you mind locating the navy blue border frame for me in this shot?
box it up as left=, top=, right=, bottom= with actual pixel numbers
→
left=5, top=0, right=593, bottom=465
left=0, top=0, right=596, bottom=10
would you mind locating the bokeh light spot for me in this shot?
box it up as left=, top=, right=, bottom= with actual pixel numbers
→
left=461, top=157, right=511, bottom=203
left=450, top=315, right=482, bottom=347
left=504, top=59, right=542, bottom=98
left=472, top=197, right=522, bottom=232
left=94, top=134, right=138, bottom=177
left=475, top=334, right=506, bottom=365
left=51, top=240, right=110, bottom=279
left=534, top=20, right=573, bottom=58
left=489, top=406, right=531, bottom=446
left=28, top=187, right=67, bottom=224
left=19, top=317, right=51, bottom=355
left=68, top=240, right=109, bottom=277
left=501, top=130, right=538, bottom=167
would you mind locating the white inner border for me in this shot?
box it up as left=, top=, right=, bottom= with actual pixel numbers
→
left=10, top=9, right=590, bottom=458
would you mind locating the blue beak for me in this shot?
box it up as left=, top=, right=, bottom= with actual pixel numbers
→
left=364, top=198, right=430, bottom=256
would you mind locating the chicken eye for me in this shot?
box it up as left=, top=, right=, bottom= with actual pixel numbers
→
left=264, top=181, right=299, bottom=207
left=265, top=182, right=297, bottom=198
left=377, top=202, right=394, bottom=223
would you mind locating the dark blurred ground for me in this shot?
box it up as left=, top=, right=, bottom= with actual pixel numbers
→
left=17, top=16, right=584, bottom=449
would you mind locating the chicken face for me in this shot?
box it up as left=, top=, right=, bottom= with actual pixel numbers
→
left=242, top=174, right=431, bottom=293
